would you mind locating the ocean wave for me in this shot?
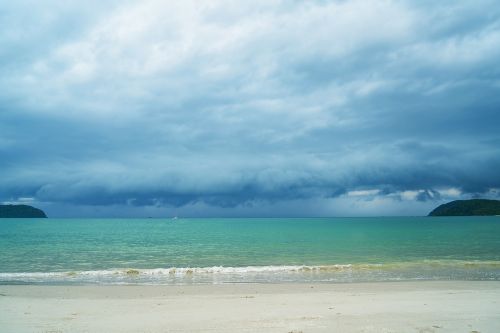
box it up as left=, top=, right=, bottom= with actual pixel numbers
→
left=0, top=264, right=353, bottom=280
left=1, top=260, right=500, bottom=284
left=1, top=261, right=499, bottom=278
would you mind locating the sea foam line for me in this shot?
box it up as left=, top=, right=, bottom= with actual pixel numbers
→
left=1, top=260, right=500, bottom=279
left=0, top=265, right=352, bottom=279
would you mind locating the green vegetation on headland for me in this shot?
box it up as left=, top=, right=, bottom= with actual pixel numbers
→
left=0, top=204, right=47, bottom=218
left=429, top=199, right=500, bottom=216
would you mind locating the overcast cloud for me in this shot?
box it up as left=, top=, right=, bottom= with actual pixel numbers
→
left=1, top=0, right=499, bottom=217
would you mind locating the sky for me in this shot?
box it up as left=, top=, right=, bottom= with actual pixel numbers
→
left=1, top=0, right=500, bottom=217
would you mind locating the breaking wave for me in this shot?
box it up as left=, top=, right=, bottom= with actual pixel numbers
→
left=1, top=260, right=500, bottom=285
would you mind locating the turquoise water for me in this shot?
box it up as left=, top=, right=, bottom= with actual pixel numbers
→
left=1, top=217, right=500, bottom=284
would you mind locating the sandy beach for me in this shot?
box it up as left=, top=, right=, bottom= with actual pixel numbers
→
left=1, top=281, right=499, bottom=333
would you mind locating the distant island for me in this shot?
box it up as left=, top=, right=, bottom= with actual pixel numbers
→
left=429, top=199, right=500, bottom=216
left=0, top=204, right=47, bottom=218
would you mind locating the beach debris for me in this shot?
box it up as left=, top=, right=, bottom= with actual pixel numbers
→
left=126, top=269, right=140, bottom=275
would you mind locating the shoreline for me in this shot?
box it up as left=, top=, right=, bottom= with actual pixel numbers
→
left=1, top=281, right=499, bottom=332
left=2, top=259, right=500, bottom=285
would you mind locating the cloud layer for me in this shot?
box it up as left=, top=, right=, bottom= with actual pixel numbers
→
left=1, top=0, right=500, bottom=216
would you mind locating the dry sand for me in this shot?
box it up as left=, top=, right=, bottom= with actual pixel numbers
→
left=1, top=281, right=499, bottom=333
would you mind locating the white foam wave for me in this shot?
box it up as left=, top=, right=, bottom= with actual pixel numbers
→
left=0, top=264, right=354, bottom=279
left=1, top=261, right=499, bottom=284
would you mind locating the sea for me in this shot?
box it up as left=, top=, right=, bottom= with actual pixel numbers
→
left=1, top=217, right=499, bottom=285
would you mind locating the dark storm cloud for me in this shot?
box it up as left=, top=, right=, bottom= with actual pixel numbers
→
left=1, top=0, right=500, bottom=216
